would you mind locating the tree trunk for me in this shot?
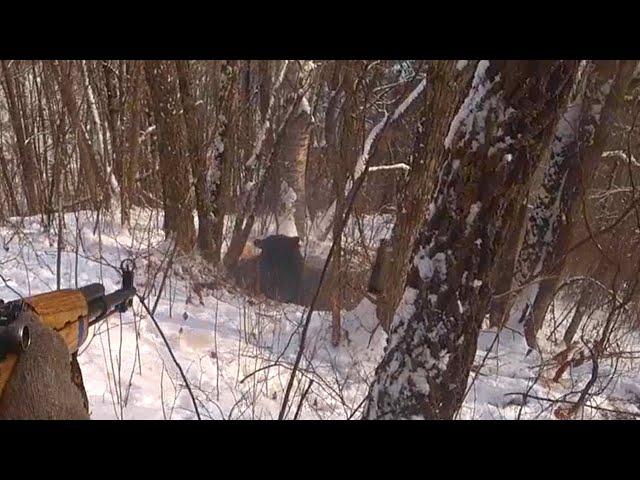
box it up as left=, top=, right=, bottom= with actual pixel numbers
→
left=144, top=60, right=196, bottom=253
left=101, top=60, right=123, bottom=188
left=563, top=280, right=597, bottom=346
left=279, top=103, right=311, bottom=238
left=120, top=62, right=143, bottom=226
left=0, top=152, right=21, bottom=216
left=487, top=197, right=529, bottom=327
left=509, top=60, right=636, bottom=349
left=329, top=63, right=358, bottom=345
left=375, top=60, right=477, bottom=331
left=1, top=61, right=42, bottom=215
left=176, top=60, right=216, bottom=260
left=365, top=60, right=578, bottom=419
left=49, top=61, right=107, bottom=208
left=212, top=62, right=238, bottom=264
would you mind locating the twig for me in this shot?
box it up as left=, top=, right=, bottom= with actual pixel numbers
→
left=152, top=237, right=179, bottom=316
left=503, top=392, right=640, bottom=418
left=137, top=293, right=202, bottom=420
left=293, top=380, right=315, bottom=420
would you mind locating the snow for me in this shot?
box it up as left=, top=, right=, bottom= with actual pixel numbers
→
left=465, top=202, right=482, bottom=230
left=368, top=163, right=410, bottom=173
left=0, top=209, right=387, bottom=419
left=353, top=78, right=426, bottom=183
left=298, top=95, right=311, bottom=116
left=354, top=115, right=389, bottom=181
left=3, top=209, right=640, bottom=420
left=414, top=249, right=447, bottom=281
left=390, top=78, right=426, bottom=123
left=445, top=60, right=494, bottom=149
left=276, top=181, right=298, bottom=237
left=603, top=150, right=640, bottom=167
left=590, top=78, right=614, bottom=123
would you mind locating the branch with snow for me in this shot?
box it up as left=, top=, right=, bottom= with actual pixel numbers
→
left=317, top=78, right=426, bottom=240
left=353, top=78, right=425, bottom=180
left=602, top=150, right=640, bottom=168
left=368, top=163, right=410, bottom=173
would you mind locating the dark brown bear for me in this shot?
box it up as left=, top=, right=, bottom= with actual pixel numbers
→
left=230, top=235, right=368, bottom=311
left=253, top=235, right=304, bottom=304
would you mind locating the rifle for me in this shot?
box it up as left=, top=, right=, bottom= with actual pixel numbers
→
left=0, top=259, right=136, bottom=399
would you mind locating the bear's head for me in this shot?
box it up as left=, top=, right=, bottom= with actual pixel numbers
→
left=254, top=235, right=300, bottom=253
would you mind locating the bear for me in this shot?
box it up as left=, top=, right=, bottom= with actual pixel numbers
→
left=253, top=235, right=304, bottom=304
left=230, top=234, right=368, bottom=311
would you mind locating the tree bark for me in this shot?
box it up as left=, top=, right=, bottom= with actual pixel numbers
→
left=279, top=102, right=311, bottom=238
left=176, top=60, right=216, bottom=260
left=144, top=60, right=196, bottom=253
left=487, top=196, right=529, bottom=327
left=212, top=62, right=238, bottom=264
left=1, top=61, right=42, bottom=214
left=120, top=62, right=143, bottom=226
left=509, top=60, right=637, bottom=349
left=365, top=60, right=578, bottom=419
left=563, top=279, right=599, bottom=346
left=330, top=63, right=358, bottom=345
left=375, top=60, right=477, bottom=331
left=49, top=61, right=107, bottom=208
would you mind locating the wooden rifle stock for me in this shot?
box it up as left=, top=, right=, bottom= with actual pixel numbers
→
left=0, top=260, right=136, bottom=400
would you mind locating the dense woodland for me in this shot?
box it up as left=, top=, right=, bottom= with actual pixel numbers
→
left=2, top=60, right=640, bottom=419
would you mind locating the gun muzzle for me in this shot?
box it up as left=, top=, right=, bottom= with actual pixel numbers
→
left=0, top=320, right=30, bottom=359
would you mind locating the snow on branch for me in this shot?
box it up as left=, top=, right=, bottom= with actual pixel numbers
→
left=602, top=150, right=640, bottom=168
left=368, top=163, right=411, bottom=173
left=317, top=78, right=426, bottom=240
left=391, top=78, right=426, bottom=122
left=444, top=60, right=495, bottom=150
left=353, top=78, right=426, bottom=180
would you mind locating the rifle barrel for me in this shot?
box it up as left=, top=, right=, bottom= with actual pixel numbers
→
left=87, top=288, right=136, bottom=325
left=79, top=283, right=106, bottom=303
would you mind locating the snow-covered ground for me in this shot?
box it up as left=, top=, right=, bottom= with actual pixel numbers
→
left=1, top=209, right=640, bottom=419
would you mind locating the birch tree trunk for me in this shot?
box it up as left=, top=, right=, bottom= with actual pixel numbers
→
left=279, top=99, right=311, bottom=238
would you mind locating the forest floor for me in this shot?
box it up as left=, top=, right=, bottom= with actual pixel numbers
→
left=1, top=209, right=640, bottom=419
